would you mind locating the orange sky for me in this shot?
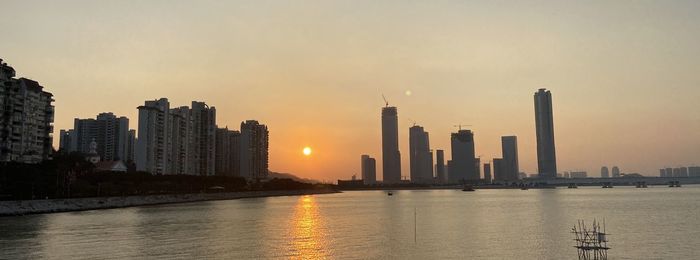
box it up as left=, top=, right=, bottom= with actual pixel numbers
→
left=2, top=1, right=699, bottom=181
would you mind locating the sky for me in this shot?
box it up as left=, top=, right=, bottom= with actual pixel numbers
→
left=1, top=0, right=699, bottom=181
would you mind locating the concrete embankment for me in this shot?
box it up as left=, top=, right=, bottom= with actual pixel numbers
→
left=0, top=189, right=340, bottom=216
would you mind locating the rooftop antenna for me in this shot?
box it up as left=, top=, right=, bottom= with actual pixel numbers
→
left=382, top=94, right=389, bottom=107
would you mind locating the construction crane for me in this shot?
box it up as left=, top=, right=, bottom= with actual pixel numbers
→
left=382, top=94, right=389, bottom=107
left=453, top=124, right=472, bottom=131
left=407, top=118, right=417, bottom=127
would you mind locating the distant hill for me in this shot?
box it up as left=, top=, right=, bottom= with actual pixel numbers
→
left=268, top=172, right=320, bottom=184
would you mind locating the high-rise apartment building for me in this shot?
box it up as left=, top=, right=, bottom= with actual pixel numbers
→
left=215, top=127, right=240, bottom=176
left=0, top=59, right=54, bottom=164
left=501, top=136, right=519, bottom=181
left=239, top=120, right=269, bottom=180
left=361, top=155, right=377, bottom=184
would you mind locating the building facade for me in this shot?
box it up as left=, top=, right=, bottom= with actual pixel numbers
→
left=215, top=127, right=240, bottom=176
left=361, top=155, right=377, bottom=184
left=534, top=88, right=557, bottom=178
left=409, top=125, right=433, bottom=184
left=136, top=98, right=170, bottom=175
left=381, top=106, right=402, bottom=183
left=601, top=166, right=610, bottom=178
left=449, top=130, right=477, bottom=183
left=435, top=149, right=446, bottom=184
left=60, top=113, right=131, bottom=162
left=239, top=120, right=269, bottom=180
left=501, top=136, right=519, bottom=181
left=0, top=59, right=54, bottom=164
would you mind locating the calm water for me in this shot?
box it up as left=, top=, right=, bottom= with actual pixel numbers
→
left=2, top=186, right=700, bottom=259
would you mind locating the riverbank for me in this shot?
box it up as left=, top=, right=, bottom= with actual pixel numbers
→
left=0, top=189, right=340, bottom=216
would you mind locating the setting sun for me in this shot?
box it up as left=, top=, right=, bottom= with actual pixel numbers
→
left=303, top=147, right=312, bottom=156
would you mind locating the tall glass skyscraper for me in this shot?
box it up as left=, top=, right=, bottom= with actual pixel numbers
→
left=382, top=106, right=402, bottom=183
left=534, top=88, right=557, bottom=178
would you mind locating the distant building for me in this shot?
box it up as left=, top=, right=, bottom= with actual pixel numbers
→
left=409, top=125, right=433, bottom=184
left=689, top=167, right=700, bottom=177
left=239, top=120, right=269, bottom=180
left=95, top=161, right=128, bottom=172
left=601, top=166, right=609, bottom=178
left=188, top=101, right=217, bottom=176
left=381, top=106, right=402, bottom=184
left=449, top=130, right=477, bottom=183
left=570, top=171, right=588, bottom=178
left=215, top=127, right=240, bottom=176
left=680, top=167, right=689, bottom=177
left=61, top=112, right=130, bottom=161
left=659, top=168, right=666, bottom=177
left=127, top=129, right=136, bottom=163
left=665, top=167, right=673, bottom=178
left=483, top=162, right=492, bottom=183
left=534, top=88, right=557, bottom=178
left=611, top=166, right=620, bottom=178
left=501, top=136, right=519, bottom=181
left=435, top=150, right=446, bottom=184
left=492, top=158, right=504, bottom=183
left=0, top=59, right=54, bottom=164
left=136, top=98, right=170, bottom=175
left=361, top=155, right=377, bottom=184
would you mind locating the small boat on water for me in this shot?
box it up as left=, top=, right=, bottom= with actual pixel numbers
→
left=520, top=187, right=529, bottom=190
left=387, top=192, right=394, bottom=196
left=568, top=183, right=578, bottom=189
left=462, top=185, right=475, bottom=192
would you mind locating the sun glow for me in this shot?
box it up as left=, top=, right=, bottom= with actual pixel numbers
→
left=303, top=147, right=312, bottom=156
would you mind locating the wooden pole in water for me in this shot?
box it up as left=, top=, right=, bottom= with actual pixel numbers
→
left=414, top=207, right=417, bottom=244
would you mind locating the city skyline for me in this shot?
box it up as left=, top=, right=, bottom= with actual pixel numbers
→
left=2, top=1, right=700, bottom=181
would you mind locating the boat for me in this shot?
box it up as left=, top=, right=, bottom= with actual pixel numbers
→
left=387, top=192, right=393, bottom=196
left=520, top=187, right=529, bottom=190
left=462, top=185, right=475, bottom=192
left=568, top=183, right=578, bottom=189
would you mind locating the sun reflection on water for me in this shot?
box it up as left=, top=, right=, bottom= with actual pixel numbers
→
left=289, top=195, right=327, bottom=259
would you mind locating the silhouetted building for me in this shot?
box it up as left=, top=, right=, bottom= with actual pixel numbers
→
left=611, top=166, right=620, bottom=177
left=435, top=150, right=446, bottom=183
left=63, top=113, right=130, bottom=161
left=240, top=120, right=269, bottom=180
left=136, top=98, right=170, bottom=174
left=570, top=171, right=588, bottom=178
left=0, top=59, right=54, bottom=164
left=601, top=166, right=610, bottom=178
left=501, top=136, right=519, bottom=181
left=483, top=162, right=492, bottom=183
left=168, top=106, right=190, bottom=175
left=659, top=168, right=667, bottom=177
left=680, top=167, right=689, bottom=177
left=361, top=155, right=377, bottom=184
left=449, top=130, right=477, bottom=183
left=188, top=101, right=217, bottom=176
left=59, top=129, right=75, bottom=152
left=381, top=106, right=402, bottom=183
left=665, top=167, right=673, bottom=178
left=689, top=167, right=700, bottom=177
left=409, top=125, right=433, bottom=184
left=215, top=127, right=240, bottom=176
left=492, top=158, right=504, bottom=183
left=534, top=88, right=557, bottom=178
left=127, top=129, right=136, bottom=163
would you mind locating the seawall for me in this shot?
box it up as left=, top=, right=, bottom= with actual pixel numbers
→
left=0, top=189, right=340, bottom=217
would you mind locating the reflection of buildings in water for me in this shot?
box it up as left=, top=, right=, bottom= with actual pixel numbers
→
left=290, top=195, right=326, bottom=259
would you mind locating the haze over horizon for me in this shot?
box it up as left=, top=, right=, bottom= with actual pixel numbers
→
left=2, top=0, right=699, bottom=181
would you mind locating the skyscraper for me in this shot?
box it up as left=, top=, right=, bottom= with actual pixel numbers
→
left=409, top=125, right=433, bottom=184
left=611, top=166, right=620, bottom=177
left=501, top=136, right=519, bottom=181
left=483, top=162, right=492, bottom=183
left=65, top=113, right=130, bottom=161
left=493, top=158, right=505, bottom=183
left=534, top=88, right=557, bottom=178
left=435, top=150, right=446, bottom=183
left=239, top=120, right=269, bottom=181
left=361, top=155, right=377, bottom=184
left=601, top=167, right=610, bottom=178
left=449, top=130, right=477, bottom=183
left=381, top=106, right=401, bottom=183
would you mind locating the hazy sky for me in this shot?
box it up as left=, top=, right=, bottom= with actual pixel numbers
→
left=2, top=0, right=699, bottom=181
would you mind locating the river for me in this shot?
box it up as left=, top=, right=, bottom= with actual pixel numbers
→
left=2, top=186, right=699, bottom=259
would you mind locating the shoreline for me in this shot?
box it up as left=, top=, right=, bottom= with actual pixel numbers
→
left=0, top=189, right=340, bottom=217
